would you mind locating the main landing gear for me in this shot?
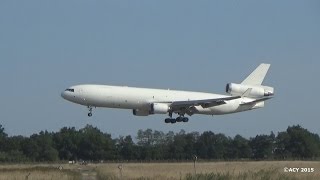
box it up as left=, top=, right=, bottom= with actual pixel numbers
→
left=87, top=106, right=93, bottom=117
left=164, top=117, right=189, bottom=124
left=165, top=112, right=189, bottom=124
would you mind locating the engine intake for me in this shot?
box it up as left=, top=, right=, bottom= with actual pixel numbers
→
left=226, top=83, right=274, bottom=98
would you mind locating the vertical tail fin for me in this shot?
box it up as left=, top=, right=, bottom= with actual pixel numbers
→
left=241, top=63, right=270, bottom=85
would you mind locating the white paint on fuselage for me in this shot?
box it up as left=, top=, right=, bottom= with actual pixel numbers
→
left=61, top=84, right=257, bottom=116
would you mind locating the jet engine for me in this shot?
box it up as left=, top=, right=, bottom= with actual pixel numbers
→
left=150, top=103, right=170, bottom=114
left=133, top=109, right=150, bottom=116
left=226, top=83, right=274, bottom=98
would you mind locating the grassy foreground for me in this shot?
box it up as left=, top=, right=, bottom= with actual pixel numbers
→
left=96, top=161, right=320, bottom=180
left=0, top=165, right=81, bottom=180
left=0, top=161, right=319, bottom=180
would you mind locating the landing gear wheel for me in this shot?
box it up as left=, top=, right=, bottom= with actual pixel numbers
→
left=182, top=117, right=189, bottom=122
left=170, top=118, right=177, bottom=124
left=165, top=118, right=171, bottom=123
left=87, top=106, right=93, bottom=117
left=176, top=117, right=183, bottom=122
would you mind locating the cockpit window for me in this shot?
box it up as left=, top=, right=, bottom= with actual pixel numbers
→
left=65, top=88, right=74, bottom=92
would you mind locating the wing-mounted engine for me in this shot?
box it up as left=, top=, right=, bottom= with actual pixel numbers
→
left=226, top=83, right=274, bottom=98
left=150, top=103, right=170, bottom=114
left=133, top=109, right=150, bottom=116
left=133, top=103, right=170, bottom=116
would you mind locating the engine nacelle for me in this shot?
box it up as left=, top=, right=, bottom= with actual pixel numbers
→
left=150, top=103, right=170, bottom=114
left=226, top=83, right=274, bottom=98
left=133, top=109, right=150, bottom=116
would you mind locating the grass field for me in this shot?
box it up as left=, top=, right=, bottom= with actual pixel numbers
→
left=0, top=161, right=319, bottom=180
left=95, top=161, right=320, bottom=180
left=0, top=164, right=81, bottom=180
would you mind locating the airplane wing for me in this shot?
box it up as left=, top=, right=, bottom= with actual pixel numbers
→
left=169, top=96, right=241, bottom=110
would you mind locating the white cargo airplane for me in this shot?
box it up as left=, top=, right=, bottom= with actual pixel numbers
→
left=61, top=63, right=274, bottom=123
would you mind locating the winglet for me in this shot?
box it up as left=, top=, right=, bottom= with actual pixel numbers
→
left=241, top=63, right=270, bottom=85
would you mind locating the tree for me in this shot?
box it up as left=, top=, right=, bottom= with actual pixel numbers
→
left=195, top=131, right=231, bottom=160
left=0, top=124, right=7, bottom=138
left=249, top=133, right=275, bottom=159
left=78, top=124, right=116, bottom=160
left=230, top=135, right=251, bottom=159
left=53, top=127, right=80, bottom=160
left=285, top=125, right=320, bottom=159
left=211, top=133, right=231, bottom=159
left=117, top=135, right=136, bottom=160
left=34, top=131, right=59, bottom=161
left=1, top=123, right=320, bottom=162
left=0, top=124, right=8, bottom=151
left=151, top=130, right=167, bottom=160
left=22, top=136, right=41, bottom=161
left=183, top=132, right=199, bottom=159
left=137, top=129, right=154, bottom=146
left=195, top=131, right=214, bottom=158
left=274, top=131, right=291, bottom=159
left=169, top=131, right=188, bottom=159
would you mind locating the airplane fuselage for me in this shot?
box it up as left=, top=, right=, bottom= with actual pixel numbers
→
left=61, top=84, right=263, bottom=116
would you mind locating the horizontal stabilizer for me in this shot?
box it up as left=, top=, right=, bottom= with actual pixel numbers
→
left=240, top=97, right=273, bottom=106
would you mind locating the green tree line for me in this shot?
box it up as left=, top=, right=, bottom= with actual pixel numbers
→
left=0, top=124, right=319, bottom=162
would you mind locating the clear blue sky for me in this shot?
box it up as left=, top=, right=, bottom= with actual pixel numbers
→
left=1, top=1, right=319, bottom=138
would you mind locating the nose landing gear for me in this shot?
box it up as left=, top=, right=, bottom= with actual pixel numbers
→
left=87, top=106, right=93, bottom=117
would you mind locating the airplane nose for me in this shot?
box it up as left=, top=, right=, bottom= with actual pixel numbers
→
left=61, top=91, right=66, bottom=99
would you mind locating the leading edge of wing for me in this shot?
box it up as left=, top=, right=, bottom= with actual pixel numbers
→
left=169, top=96, right=241, bottom=109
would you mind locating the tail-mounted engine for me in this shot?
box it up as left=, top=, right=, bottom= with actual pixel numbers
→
left=226, top=83, right=274, bottom=98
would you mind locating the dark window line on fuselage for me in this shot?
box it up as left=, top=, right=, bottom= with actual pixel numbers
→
left=65, top=89, right=74, bottom=92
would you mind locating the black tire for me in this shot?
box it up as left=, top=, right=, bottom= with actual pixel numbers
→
left=165, top=118, right=171, bottom=123
left=88, top=113, right=92, bottom=117
left=176, top=117, right=183, bottom=122
left=182, top=117, right=189, bottom=122
left=170, top=118, right=176, bottom=124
